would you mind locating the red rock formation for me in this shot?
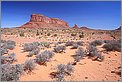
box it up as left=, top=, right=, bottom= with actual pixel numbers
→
left=72, top=24, right=79, bottom=28
left=20, top=14, right=69, bottom=28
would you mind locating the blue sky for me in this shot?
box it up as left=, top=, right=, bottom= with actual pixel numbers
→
left=1, top=1, right=120, bottom=30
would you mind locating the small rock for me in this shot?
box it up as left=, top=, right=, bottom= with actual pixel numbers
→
left=85, top=77, right=88, bottom=79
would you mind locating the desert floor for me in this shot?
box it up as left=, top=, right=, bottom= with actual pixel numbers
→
left=2, top=35, right=121, bottom=81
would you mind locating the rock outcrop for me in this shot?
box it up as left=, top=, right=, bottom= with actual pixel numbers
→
left=20, top=14, right=69, bottom=28
left=72, top=24, right=79, bottom=28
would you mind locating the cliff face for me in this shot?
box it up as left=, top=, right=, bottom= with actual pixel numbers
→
left=20, top=14, right=69, bottom=28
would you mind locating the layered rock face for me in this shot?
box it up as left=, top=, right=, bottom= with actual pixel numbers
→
left=20, top=14, right=69, bottom=28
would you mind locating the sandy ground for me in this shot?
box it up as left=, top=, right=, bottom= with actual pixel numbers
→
left=1, top=28, right=121, bottom=81
left=6, top=41, right=121, bottom=81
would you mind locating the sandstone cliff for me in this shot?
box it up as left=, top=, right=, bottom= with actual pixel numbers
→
left=20, top=14, right=69, bottom=28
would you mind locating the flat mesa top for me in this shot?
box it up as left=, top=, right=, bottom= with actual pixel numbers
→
left=31, top=14, right=44, bottom=16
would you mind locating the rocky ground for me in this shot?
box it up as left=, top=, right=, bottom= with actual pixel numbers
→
left=1, top=27, right=121, bottom=81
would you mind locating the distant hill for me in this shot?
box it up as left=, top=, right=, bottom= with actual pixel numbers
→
left=115, top=26, right=121, bottom=30
left=80, top=26, right=93, bottom=30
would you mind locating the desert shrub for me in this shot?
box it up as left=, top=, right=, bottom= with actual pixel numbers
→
left=55, top=73, right=65, bottom=81
left=79, top=34, right=84, bottom=38
left=115, top=66, right=121, bottom=76
left=23, top=42, right=39, bottom=52
left=65, top=63, right=74, bottom=74
left=71, top=33, right=76, bottom=36
left=87, top=45, right=97, bottom=56
left=76, top=41, right=84, bottom=46
left=0, top=48, right=8, bottom=55
left=1, top=53, right=17, bottom=64
left=65, top=41, right=74, bottom=46
left=40, top=42, right=51, bottom=48
left=1, top=56, right=7, bottom=64
left=7, top=40, right=15, bottom=45
left=47, top=33, right=51, bottom=36
left=7, top=44, right=15, bottom=50
left=32, top=42, right=40, bottom=46
left=1, top=40, right=16, bottom=50
left=117, top=39, right=121, bottom=43
left=94, top=52, right=104, bottom=62
left=54, top=45, right=66, bottom=53
left=103, top=40, right=121, bottom=52
left=19, top=32, right=24, bottom=37
left=27, top=48, right=40, bottom=57
left=23, top=59, right=36, bottom=72
left=35, top=50, right=54, bottom=65
left=1, top=40, right=6, bottom=43
left=90, top=40, right=103, bottom=46
left=87, top=45, right=104, bottom=62
left=57, top=64, right=66, bottom=74
left=89, top=50, right=104, bottom=62
left=6, top=53, right=17, bottom=63
left=1, top=64, right=24, bottom=81
left=54, top=34, right=57, bottom=37
left=104, top=40, right=111, bottom=43
left=76, top=47, right=85, bottom=57
left=73, top=55, right=82, bottom=63
left=58, top=62, right=73, bottom=72
left=58, top=42, right=63, bottom=44
left=36, top=30, right=39, bottom=36
left=43, top=42, right=50, bottom=48
left=73, top=47, right=85, bottom=62
left=50, top=63, right=74, bottom=81
left=71, top=43, right=79, bottom=49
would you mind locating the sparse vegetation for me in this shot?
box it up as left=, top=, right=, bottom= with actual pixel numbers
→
left=71, top=43, right=79, bottom=49
left=47, top=33, right=51, bottom=36
left=79, top=32, right=84, bottom=38
left=23, top=42, right=39, bottom=52
left=79, top=34, right=84, bottom=38
left=54, top=45, right=66, bottom=53
left=6, top=53, right=17, bottom=63
left=103, top=40, right=121, bottom=52
left=87, top=45, right=104, bottom=62
left=35, top=50, right=54, bottom=65
left=40, top=42, right=51, bottom=48
left=27, top=48, right=40, bottom=57
left=23, top=59, right=36, bottom=73
left=36, top=30, right=39, bottom=36
left=22, top=42, right=41, bottom=57
left=19, top=32, right=24, bottom=37
left=1, top=53, right=17, bottom=64
left=72, top=47, right=85, bottom=64
left=1, top=48, right=8, bottom=55
left=90, top=40, right=103, bottom=46
left=1, top=26, right=121, bottom=81
left=76, top=41, right=84, bottom=46
left=65, top=41, right=74, bottom=46
left=54, top=34, right=57, bottom=37
left=71, top=33, right=76, bottom=36
left=50, top=63, right=74, bottom=81
left=1, top=64, right=24, bottom=81
left=1, top=40, right=16, bottom=50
